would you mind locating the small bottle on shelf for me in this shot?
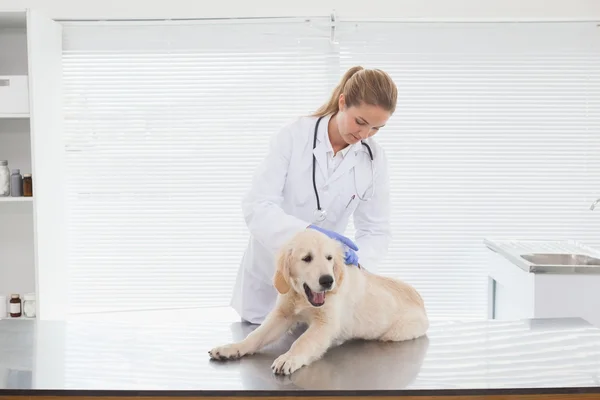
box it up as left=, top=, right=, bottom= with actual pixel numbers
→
left=0, top=295, right=6, bottom=319
left=9, top=294, right=21, bottom=318
left=0, top=161, right=9, bottom=197
left=23, top=174, right=32, bottom=197
left=10, top=169, right=22, bottom=197
left=23, top=293, right=36, bottom=318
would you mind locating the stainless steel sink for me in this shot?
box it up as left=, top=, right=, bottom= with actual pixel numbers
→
left=521, top=253, right=600, bottom=266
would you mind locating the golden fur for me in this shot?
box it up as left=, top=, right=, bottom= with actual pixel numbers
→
left=208, top=229, right=429, bottom=375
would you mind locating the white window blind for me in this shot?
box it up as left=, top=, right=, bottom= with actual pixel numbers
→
left=61, top=19, right=337, bottom=314
left=61, top=20, right=600, bottom=320
left=340, top=22, right=600, bottom=319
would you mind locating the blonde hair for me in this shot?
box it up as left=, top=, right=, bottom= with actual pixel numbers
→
left=313, top=66, right=398, bottom=117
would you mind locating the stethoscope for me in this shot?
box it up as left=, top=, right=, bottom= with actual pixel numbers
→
left=312, top=115, right=375, bottom=222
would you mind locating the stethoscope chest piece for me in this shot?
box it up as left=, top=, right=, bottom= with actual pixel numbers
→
left=313, top=209, right=327, bottom=222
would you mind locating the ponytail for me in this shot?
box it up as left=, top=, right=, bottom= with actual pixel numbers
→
left=313, top=66, right=364, bottom=117
left=313, top=65, right=397, bottom=117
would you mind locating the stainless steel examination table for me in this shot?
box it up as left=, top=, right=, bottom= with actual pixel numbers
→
left=0, top=316, right=600, bottom=399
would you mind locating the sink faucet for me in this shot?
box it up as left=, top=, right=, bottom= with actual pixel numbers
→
left=591, top=198, right=600, bottom=210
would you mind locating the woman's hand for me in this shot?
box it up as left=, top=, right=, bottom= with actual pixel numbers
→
left=308, top=225, right=359, bottom=266
left=343, top=246, right=358, bottom=266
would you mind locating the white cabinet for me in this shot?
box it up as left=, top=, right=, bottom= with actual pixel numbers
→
left=0, top=9, right=66, bottom=320
left=486, top=248, right=535, bottom=321
left=0, top=75, right=29, bottom=116
left=486, top=239, right=600, bottom=328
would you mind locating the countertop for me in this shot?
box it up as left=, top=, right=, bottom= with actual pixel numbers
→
left=484, top=238, right=600, bottom=274
left=1, top=316, right=600, bottom=397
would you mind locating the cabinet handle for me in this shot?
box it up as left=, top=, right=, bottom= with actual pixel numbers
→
left=0, top=79, right=9, bottom=87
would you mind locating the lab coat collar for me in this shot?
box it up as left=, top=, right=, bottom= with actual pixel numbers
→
left=324, top=133, right=353, bottom=158
left=312, top=114, right=362, bottom=186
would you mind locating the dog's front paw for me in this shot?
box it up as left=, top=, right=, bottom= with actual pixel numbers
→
left=271, top=352, right=307, bottom=375
left=208, top=343, right=246, bottom=361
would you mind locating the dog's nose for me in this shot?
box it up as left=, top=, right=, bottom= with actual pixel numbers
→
left=319, top=274, right=334, bottom=289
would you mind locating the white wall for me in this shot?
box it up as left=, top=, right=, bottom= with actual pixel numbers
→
left=0, top=0, right=598, bottom=21
left=0, top=28, right=27, bottom=74
left=0, top=202, right=35, bottom=297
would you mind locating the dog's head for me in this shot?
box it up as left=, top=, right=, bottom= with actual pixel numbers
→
left=273, top=229, right=346, bottom=307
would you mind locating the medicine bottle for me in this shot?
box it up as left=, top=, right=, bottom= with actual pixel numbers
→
left=22, top=174, right=32, bottom=197
left=10, top=169, right=22, bottom=197
left=0, top=161, right=9, bottom=196
left=9, top=294, right=21, bottom=318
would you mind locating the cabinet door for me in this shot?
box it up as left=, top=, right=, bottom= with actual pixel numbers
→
left=487, top=248, right=535, bottom=321
left=27, top=8, right=67, bottom=320
left=493, top=280, right=529, bottom=320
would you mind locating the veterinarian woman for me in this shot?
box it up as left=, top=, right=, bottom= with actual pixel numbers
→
left=231, top=66, right=397, bottom=324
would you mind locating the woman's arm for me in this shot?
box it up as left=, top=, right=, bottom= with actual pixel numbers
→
left=352, top=146, right=392, bottom=273
left=242, top=122, right=310, bottom=254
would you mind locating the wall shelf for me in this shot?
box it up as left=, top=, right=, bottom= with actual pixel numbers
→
left=0, top=114, right=29, bottom=119
left=0, top=316, right=35, bottom=321
left=0, top=197, right=32, bottom=202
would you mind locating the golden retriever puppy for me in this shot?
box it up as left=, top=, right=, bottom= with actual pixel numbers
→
left=208, top=228, right=429, bottom=375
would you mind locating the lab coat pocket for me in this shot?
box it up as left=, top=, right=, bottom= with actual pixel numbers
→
left=287, top=171, right=313, bottom=207
left=293, top=188, right=312, bottom=207
left=353, top=163, right=374, bottom=201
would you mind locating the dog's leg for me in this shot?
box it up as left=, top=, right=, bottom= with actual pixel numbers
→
left=271, top=322, right=336, bottom=375
left=379, top=311, right=429, bottom=342
left=209, top=310, right=294, bottom=361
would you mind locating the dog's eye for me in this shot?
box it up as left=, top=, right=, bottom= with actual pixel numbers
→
left=326, top=255, right=332, bottom=261
left=302, top=254, right=313, bottom=263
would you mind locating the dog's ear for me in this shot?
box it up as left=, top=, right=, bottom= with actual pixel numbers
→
left=273, top=246, right=292, bottom=294
left=333, top=243, right=346, bottom=288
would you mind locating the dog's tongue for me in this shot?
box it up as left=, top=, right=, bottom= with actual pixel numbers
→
left=312, top=291, right=325, bottom=305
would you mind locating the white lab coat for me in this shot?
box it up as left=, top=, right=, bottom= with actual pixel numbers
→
left=230, top=114, right=392, bottom=324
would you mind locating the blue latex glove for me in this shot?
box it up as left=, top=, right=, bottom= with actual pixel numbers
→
left=308, top=225, right=359, bottom=265
left=343, top=246, right=359, bottom=266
